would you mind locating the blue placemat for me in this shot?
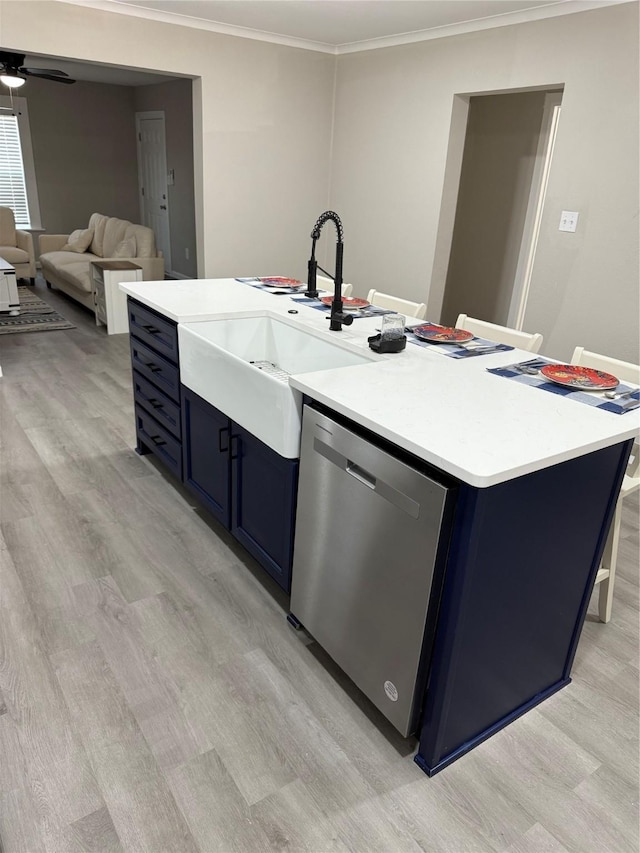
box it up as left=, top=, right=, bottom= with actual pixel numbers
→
left=235, top=277, right=306, bottom=293
left=487, top=358, right=640, bottom=415
left=290, top=296, right=396, bottom=319
left=405, top=326, right=514, bottom=359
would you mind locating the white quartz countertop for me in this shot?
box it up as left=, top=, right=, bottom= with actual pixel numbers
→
left=121, top=278, right=639, bottom=487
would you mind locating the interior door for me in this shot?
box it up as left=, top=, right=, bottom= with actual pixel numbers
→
left=136, top=111, right=172, bottom=272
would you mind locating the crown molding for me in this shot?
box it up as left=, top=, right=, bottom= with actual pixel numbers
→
left=54, top=0, right=636, bottom=56
left=337, top=0, right=634, bottom=54
left=54, top=0, right=337, bottom=53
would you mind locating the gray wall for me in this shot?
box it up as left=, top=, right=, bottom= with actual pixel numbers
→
left=6, top=1, right=637, bottom=362
left=24, top=73, right=197, bottom=276
left=1, top=0, right=337, bottom=284
left=330, top=2, right=639, bottom=362
left=26, top=77, right=139, bottom=234
left=440, top=91, right=547, bottom=327
left=134, top=79, right=197, bottom=278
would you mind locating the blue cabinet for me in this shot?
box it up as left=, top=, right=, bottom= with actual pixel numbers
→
left=181, top=386, right=297, bottom=593
left=182, top=387, right=231, bottom=529
left=231, top=423, right=298, bottom=593
left=128, top=298, right=183, bottom=481
left=414, top=438, right=633, bottom=776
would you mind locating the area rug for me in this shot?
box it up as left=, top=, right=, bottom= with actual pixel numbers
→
left=0, top=286, right=76, bottom=335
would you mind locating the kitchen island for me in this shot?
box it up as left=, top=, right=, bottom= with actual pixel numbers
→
left=120, top=277, right=638, bottom=775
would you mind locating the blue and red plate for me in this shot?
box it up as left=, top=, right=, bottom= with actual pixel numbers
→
left=320, top=296, right=370, bottom=310
left=259, top=277, right=304, bottom=288
left=540, top=364, right=619, bottom=390
left=412, top=323, right=474, bottom=344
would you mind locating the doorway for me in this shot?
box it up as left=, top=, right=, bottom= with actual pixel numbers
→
left=438, top=88, right=563, bottom=329
left=136, top=110, right=172, bottom=274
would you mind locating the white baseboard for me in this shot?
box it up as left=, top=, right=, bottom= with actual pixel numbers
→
left=165, top=270, right=193, bottom=280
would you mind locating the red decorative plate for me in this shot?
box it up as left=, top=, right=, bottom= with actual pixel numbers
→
left=320, top=296, right=370, bottom=310
left=259, top=277, right=304, bottom=288
left=540, top=364, right=619, bottom=390
left=412, top=323, right=474, bottom=344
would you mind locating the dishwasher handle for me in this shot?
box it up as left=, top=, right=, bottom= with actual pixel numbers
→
left=346, top=460, right=376, bottom=490
left=313, top=435, right=420, bottom=519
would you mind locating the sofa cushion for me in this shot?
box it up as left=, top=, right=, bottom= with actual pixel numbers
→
left=0, top=207, right=16, bottom=245
left=88, top=213, right=109, bottom=257
left=125, top=223, right=156, bottom=258
left=40, top=252, right=95, bottom=293
left=40, top=249, right=101, bottom=285
left=0, top=246, right=29, bottom=265
left=41, top=249, right=101, bottom=268
left=62, top=228, right=94, bottom=253
left=113, top=237, right=136, bottom=258
left=57, top=262, right=93, bottom=293
left=102, top=217, right=130, bottom=257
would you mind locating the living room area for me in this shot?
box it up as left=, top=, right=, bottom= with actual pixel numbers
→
left=0, top=52, right=198, bottom=324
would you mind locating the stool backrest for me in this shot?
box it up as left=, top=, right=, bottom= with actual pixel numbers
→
left=455, top=313, right=543, bottom=352
left=367, top=289, right=426, bottom=320
left=317, top=275, right=352, bottom=297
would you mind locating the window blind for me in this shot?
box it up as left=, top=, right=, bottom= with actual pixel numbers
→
left=0, top=113, right=30, bottom=227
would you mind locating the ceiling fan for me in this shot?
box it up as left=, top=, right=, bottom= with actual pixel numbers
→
left=0, top=51, right=76, bottom=89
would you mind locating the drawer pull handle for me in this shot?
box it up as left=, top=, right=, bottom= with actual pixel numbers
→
left=230, top=434, right=240, bottom=460
left=149, top=399, right=163, bottom=409
left=219, top=426, right=229, bottom=453
left=148, top=363, right=161, bottom=373
left=150, top=434, right=167, bottom=447
left=142, top=324, right=160, bottom=334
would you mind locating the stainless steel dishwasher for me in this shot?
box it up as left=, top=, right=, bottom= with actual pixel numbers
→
left=290, top=404, right=455, bottom=737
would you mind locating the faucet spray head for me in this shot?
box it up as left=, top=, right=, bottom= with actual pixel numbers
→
left=311, top=211, right=344, bottom=243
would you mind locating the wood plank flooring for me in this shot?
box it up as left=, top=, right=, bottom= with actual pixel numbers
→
left=0, top=280, right=638, bottom=853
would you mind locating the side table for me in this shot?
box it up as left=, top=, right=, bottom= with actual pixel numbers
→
left=91, top=261, right=142, bottom=334
left=0, top=257, right=19, bottom=315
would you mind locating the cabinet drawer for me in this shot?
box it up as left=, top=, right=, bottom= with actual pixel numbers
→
left=130, top=338, right=180, bottom=403
left=93, top=275, right=105, bottom=298
left=135, top=403, right=182, bottom=480
left=128, top=300, right=178, bottom=363
left=133, top=370, right=181, bottom=440
left=95, top=292, right=107, bottom=323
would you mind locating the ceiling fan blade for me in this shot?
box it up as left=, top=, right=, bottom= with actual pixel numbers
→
left=21, top=66, right=70, bottom=77
left=22, top=70, right=75, bottom=84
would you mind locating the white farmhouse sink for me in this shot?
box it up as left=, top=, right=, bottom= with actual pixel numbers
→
left=178, top=315, right=375, bottom=458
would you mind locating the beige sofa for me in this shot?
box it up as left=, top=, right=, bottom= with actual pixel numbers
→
left=39, top=212, right=164, bottom=310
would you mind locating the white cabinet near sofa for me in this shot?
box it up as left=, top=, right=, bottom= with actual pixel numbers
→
left=91, top=261, right=142, bottom=334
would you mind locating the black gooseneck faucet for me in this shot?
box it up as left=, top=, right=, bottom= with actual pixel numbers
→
left=306, top=211, right=353, bottom=332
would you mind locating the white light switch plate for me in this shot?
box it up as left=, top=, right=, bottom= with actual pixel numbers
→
left=559, top=210, right=579, bottom=232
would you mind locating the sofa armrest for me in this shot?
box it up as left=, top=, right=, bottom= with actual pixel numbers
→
left=100, top=256, right=165, bottom=282
left=15, top=229, right=35, bottom=256
left=39, top=234, right=70, bottom=254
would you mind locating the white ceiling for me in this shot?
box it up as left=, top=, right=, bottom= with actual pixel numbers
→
left=64, top=0, right=628, bottom=53
left=11, top=0, right=630, bottom=86
left=103, top=0, right=572, bottom=47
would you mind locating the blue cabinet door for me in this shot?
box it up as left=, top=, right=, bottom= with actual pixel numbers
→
left=230, top=423, right=298, bottom=593
left=181, top=387, right=231, bottom=529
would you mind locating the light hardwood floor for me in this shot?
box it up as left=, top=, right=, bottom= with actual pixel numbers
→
left=0, top=280, right=638, bottom=853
